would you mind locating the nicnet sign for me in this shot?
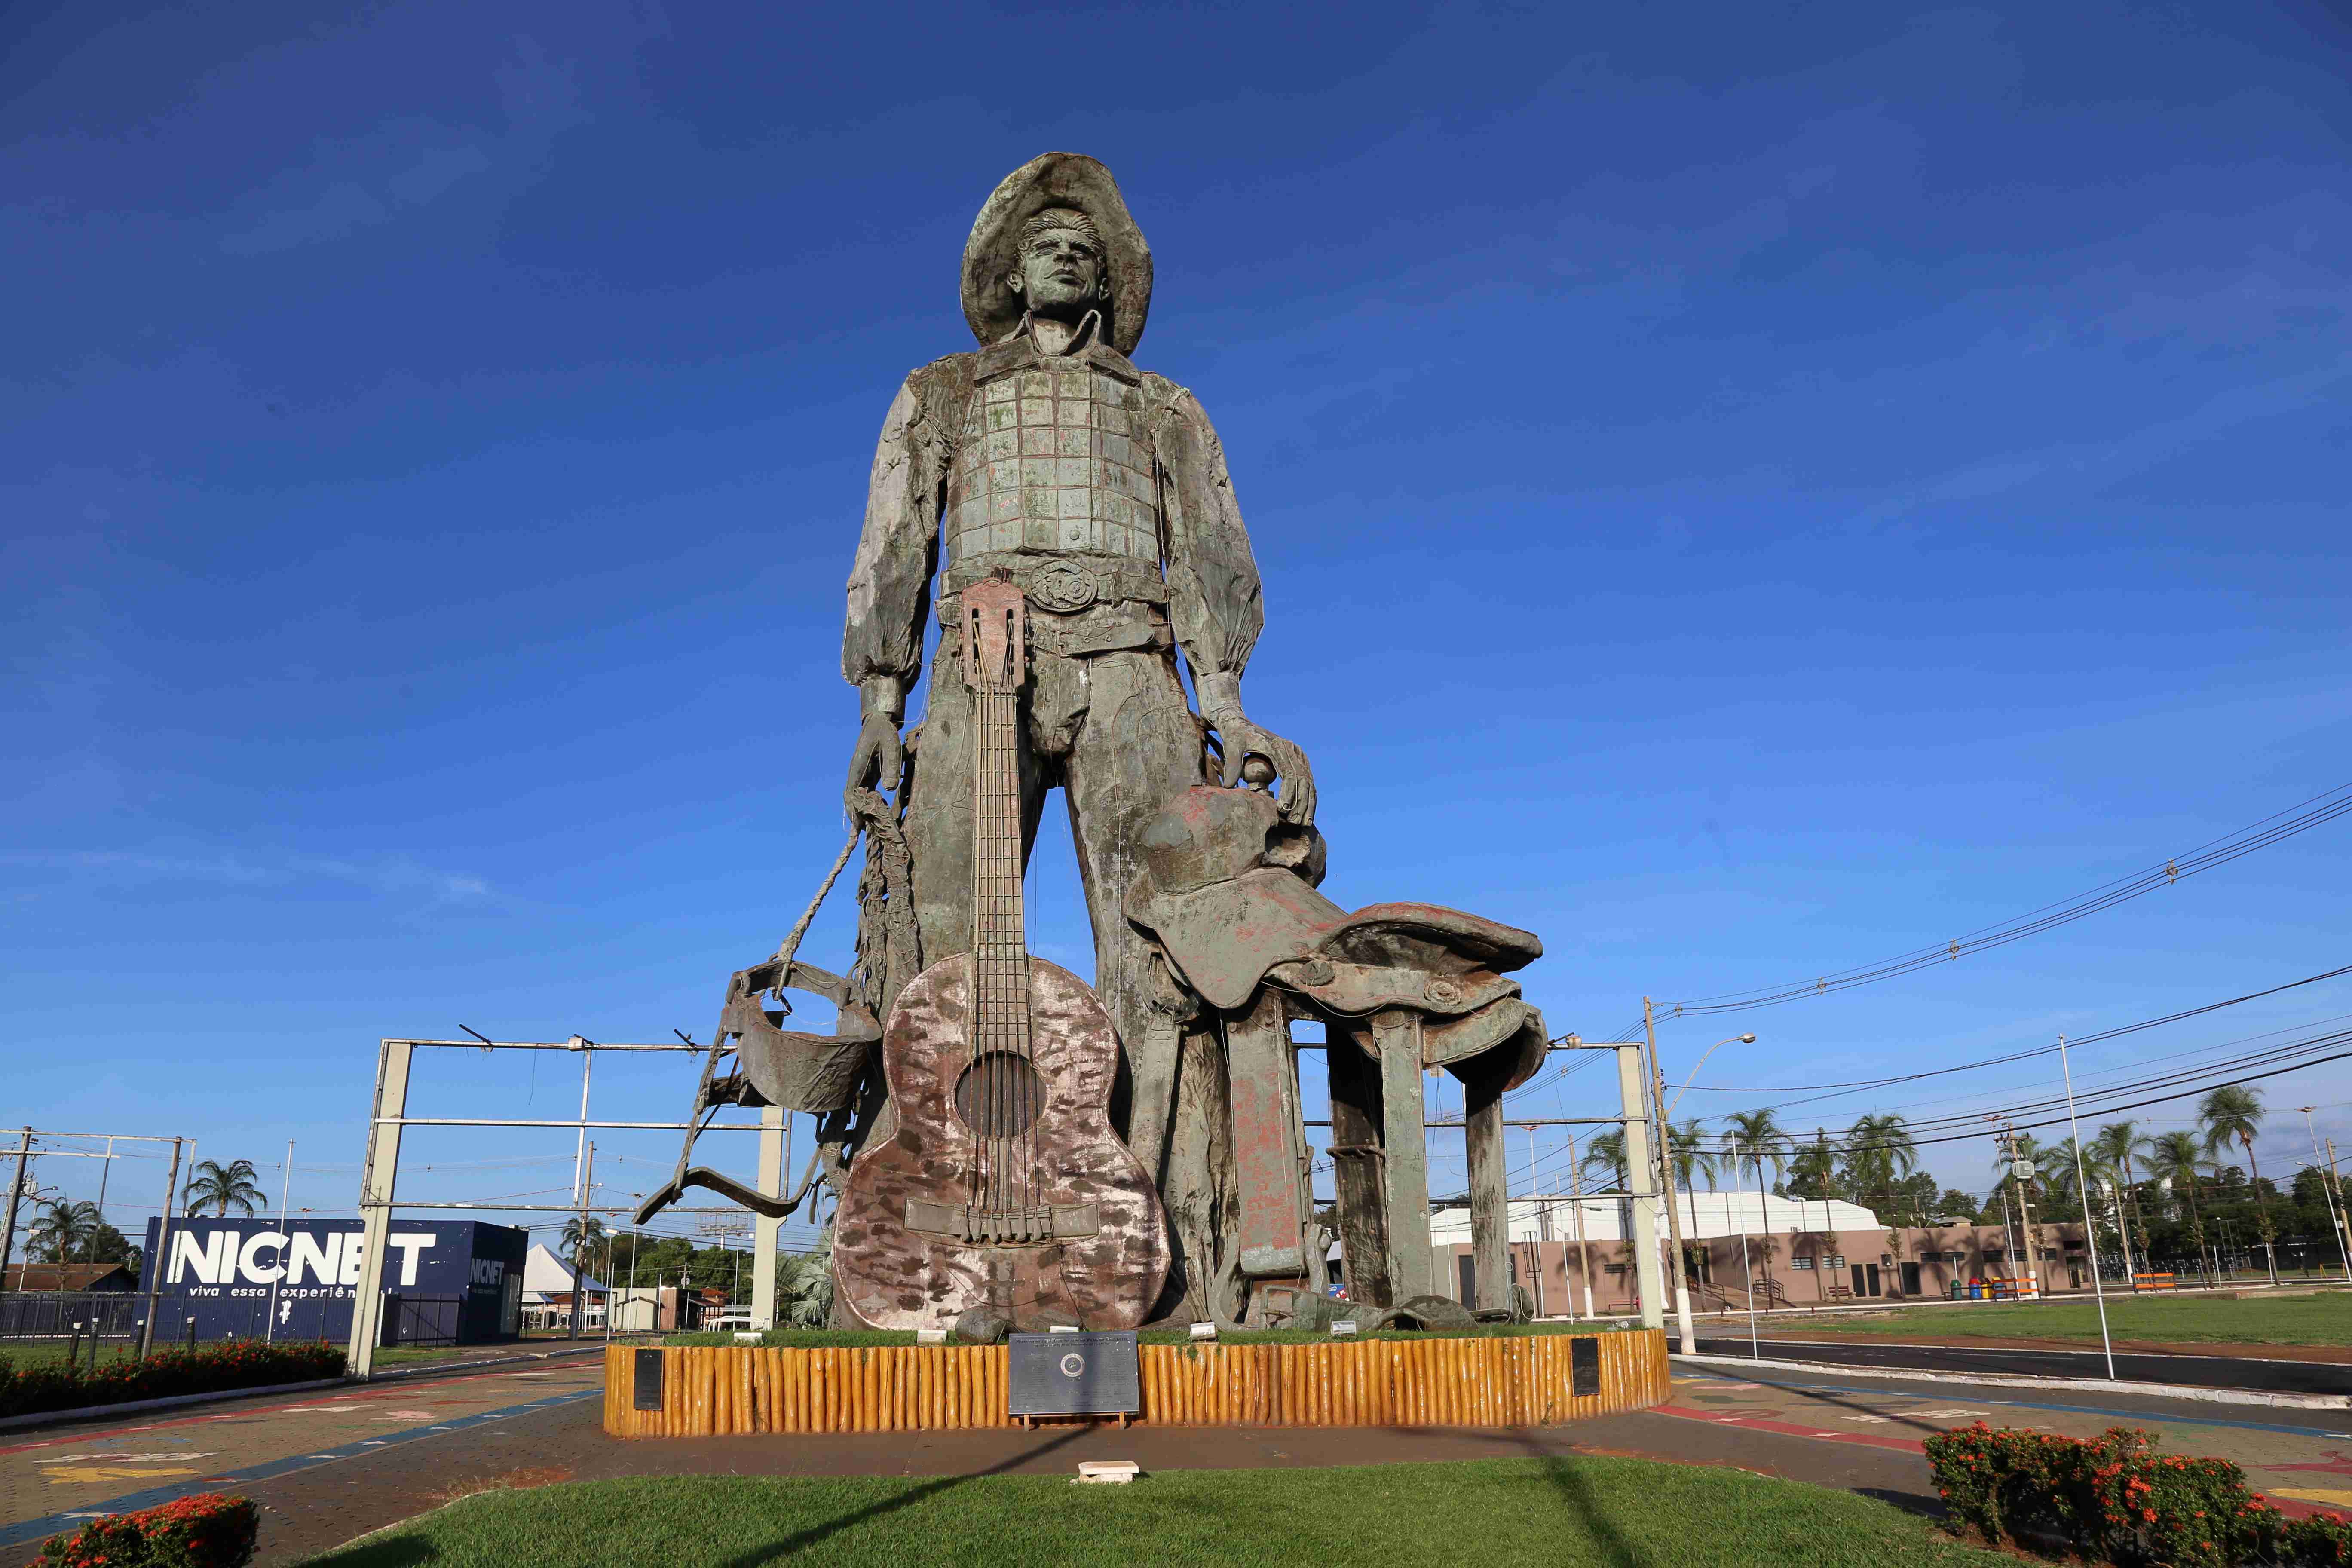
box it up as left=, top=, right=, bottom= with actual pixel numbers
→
left=140, top=1218, right=526, bottom=1344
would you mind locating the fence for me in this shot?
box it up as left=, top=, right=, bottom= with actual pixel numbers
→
left=380, top=1294, right=464, bottom=1348
left=0, top=1291, right=145, bottom=1341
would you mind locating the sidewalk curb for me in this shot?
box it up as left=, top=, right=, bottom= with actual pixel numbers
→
left=0, top=1378, right=346, bottom=1433
left=1673, top=1352, right=2352, bottom=1410
left=362, top=1343, right=610, bottom=1383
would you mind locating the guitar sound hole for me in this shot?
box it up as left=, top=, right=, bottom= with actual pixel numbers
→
left=954, top=1051, right=1045, bottom=1139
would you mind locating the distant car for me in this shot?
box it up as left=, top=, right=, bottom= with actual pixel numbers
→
left=706, top=1309, right=755, bottom=1330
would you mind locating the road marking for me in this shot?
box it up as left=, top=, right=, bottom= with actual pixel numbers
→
left=1731, top=1374, right=2352, bottom=1439
left=43, top=1467, right=199, bottom=1486
left=0, top=1388, right=599, bottom=1550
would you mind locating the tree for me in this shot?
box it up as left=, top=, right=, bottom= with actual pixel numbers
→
left=29, top=1199, right=100, bottom=1265
left=1579, top=1130, right=1630, bottom=1192
left=559, top=1215, right=609, bottom=1278
left=2199, top=1084, right=2277, bottom=1283
left=1841, top=1114, right=1917, bottom=1212
left=1665, top=1118, right=1718, bottom=1192
left=1786, top=1130, right=1841, bottom=1201
left=86, top=1222, right=139, bottom=1270
left=2091, top=1120, right=2155, bottom=1273
left=183, top=1159, right=264, bottom=1218
left=2149, top=1130, right=2214, bottom=1284
left=1932, top=1189, right=1983, bottom=1224
left=1719, top=1110, right=1788, bottom=1195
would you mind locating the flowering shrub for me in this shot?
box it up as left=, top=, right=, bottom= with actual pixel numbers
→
left=0, top=1341, right=344, bottom=1419
left=32, top=1492, right=259, bottom=1567
left=1924, top=1422, right=2352, bottom=1566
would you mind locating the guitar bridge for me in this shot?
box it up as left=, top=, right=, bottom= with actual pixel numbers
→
left=905, top=1198, right=1101, bottom=1245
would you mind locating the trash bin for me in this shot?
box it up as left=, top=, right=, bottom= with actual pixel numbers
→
left=1969, top=1279, right=1983, bottom=1300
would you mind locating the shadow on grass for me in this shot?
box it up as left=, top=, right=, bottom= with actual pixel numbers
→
left=714, top=1424, right=1093, bottom=1568
left=1507, top=1432, right=1645, bottom=1568
left=1855, top=1485, right=1947, bottom=1522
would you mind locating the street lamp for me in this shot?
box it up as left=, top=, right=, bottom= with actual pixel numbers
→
left=1667, top=1034, right=1757, bottom=1117
left=1642, top=1016, right=1758, bottom=1359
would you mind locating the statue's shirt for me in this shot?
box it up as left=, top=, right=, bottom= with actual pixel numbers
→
left=844, top=321, right=1266, bottom=699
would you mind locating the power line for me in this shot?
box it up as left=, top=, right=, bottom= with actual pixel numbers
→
left=1681, top=961, right=2352, bottom=1097
left=1649, top=779, right=2352, bottom=1019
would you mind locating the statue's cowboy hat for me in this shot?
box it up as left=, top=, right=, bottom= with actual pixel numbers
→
left=962, top=153, right=1153, bottom=356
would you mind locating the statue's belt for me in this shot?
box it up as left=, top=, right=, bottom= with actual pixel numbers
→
left=938, top=557, right=1173, bottom=660
left=942, top=554, right=1170, bottom=611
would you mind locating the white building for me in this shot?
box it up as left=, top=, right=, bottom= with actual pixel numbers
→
left=520, top=1242, right=608, bottom=1330
left=1428, top=1191, right=1881, bottom=1247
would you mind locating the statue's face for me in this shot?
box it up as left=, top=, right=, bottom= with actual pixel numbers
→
left=1008, top=225, right=1106, bottom=319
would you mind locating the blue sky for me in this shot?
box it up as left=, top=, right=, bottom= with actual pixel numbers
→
left=5, top=1, right=2349, bottom=1250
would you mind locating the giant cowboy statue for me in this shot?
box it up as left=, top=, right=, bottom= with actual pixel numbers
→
left=837, top=153, right=1315, bottom=1317
left=639, top=153, right=1548, bottom=1335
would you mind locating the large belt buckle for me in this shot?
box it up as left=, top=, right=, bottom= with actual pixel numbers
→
left=1028, top=560, right=1097, bottom=613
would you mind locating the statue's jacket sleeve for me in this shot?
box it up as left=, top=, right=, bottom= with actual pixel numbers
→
left=842, top=355, right=973, bottom=695
left=1145, top=378, right=1265, bottom=684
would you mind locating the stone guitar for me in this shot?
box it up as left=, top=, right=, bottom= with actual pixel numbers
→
left=834, top=575, right=1171, bottom=1330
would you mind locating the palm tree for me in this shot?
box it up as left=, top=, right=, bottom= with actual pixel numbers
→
left=2149, top=1130, right=2214, bottom=1285
left=29, top=1199, right=100, bottom=1265
left=559, top=1214, right=609, bottom=1277
left=183, top=1158, right=264, bottom=1218
left=1841, top=1114, right=1917, bottom=1212
left=1719, top=1109, right=1789, bottom=1196
left=774, top=1250, right=835, bottom=1328
left=2092, top=1121, right=2154, bottom=1275
left=1579, top=1130, right=1630, bottom=1192
left=2199, top=1084, right=2276, bottom=1283
left=1788, top=1130, right=1840, bottom=1200
left=1666, top=1118, right=1718, bottom=1191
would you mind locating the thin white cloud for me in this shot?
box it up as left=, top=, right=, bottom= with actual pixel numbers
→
left=3, top=849, right=492, bottom=902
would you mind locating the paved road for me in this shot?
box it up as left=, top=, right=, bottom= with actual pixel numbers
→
left=0, top=1360, right=607, bottom=1559
left=1692, top=1335, right=2352, bottom=1396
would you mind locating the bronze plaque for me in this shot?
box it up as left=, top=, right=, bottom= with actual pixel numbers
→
left=1570, top=1335, right=1601, bottom=1397
left=633, top=1348, right=665, bottom=1411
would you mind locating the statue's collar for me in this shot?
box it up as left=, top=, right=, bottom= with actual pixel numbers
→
left=976, top=310, right=1140, bottom=384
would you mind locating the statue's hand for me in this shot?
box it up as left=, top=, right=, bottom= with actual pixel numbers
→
left=1213, top=713, right=1317, bottom=827
left=845, top=712, right=903, bottom=808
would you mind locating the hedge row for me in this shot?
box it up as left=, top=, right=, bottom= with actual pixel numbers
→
left=32, top=1493, right=259, bottom=1568
left=1926, top=1423, right=2352, bottom=1567
left=0, top=1341, right=346, bottom=1419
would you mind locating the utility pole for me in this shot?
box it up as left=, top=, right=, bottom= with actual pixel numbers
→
left=1566, top=1130, right=1594, bottom=1319
left=266, top=1139, right=293, bottom=1342
left=2330, top=1139, right=2350, bottom=1285
left=2057, top=1035, right=2115, bottom=1378
left=569, top=1141, right=595, bottom=1340
left=0, top=1129, right=30, bottom=1286
left=138, top=1139, right=183, bottom=1360
left=2301, top=1109, right=2351, bottom=1284
left=1644, top=998, right=1697, bottom=1356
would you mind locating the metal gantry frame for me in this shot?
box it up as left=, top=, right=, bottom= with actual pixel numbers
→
left=2, top=1128, right=191, bottom=1359
left=345, top=1036, right=787, bottom=1379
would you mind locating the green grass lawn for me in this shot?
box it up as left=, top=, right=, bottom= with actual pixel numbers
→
left=0, top=1340, right=149, bottom=1370
left=1776, top=1290, right=2352, bottom=1347
left=302, top=1459, right=1997, bottom=1568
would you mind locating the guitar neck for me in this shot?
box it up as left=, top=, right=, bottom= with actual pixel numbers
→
left=964, top=579, right=1033, bottom=1054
